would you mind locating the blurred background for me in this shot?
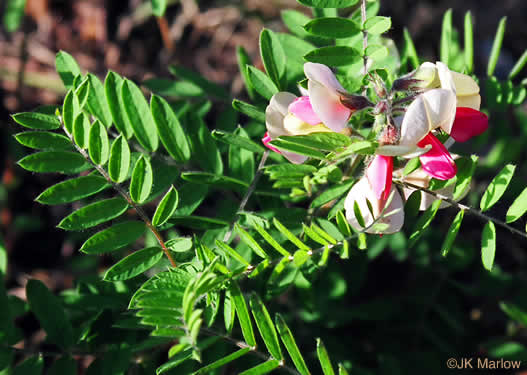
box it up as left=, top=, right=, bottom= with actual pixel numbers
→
left=1, top=0, right=527, bottom=373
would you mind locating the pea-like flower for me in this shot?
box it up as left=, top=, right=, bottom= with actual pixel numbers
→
left=263, top=92, right=332, bottom=164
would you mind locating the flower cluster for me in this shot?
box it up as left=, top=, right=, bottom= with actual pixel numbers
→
left=263, top=62, right=488, bottom=235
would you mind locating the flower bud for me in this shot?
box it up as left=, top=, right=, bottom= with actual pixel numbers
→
left=339, top=93, right=373, bottom=112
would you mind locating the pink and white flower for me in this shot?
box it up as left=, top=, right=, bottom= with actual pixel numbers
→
left=263, top=92, right=332, bottom=164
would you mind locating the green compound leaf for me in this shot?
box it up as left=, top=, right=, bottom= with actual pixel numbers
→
left=249, top=293, right=282, bottom=360
left=173, top=183, right=208, bottom=216
left=122, top=79, right=159, bottom=151
left=259, top=29, right=286, bottom=89
left=169, top=65, right=230, bottom=100
left=212, top=129, right=265, bottom=154
left=104, top=246, right=163, bottom=281
left=487, top=16, right=507, bottom=77
left=130, top=156, right=153, bottom=204
left=440, top=9, right=453, bottom=66
left=279, top=132, right=351, bottom=151
left=105, top=71, right=134, bottom=138
left=215, top=240, right=250, bottom=266
left=85, top=73, right=112, bottom=127
left=480, top=164, right=516, bottom=212
left=80, top=221, right=145, bottom=254
left=304, top=46, right=361, bottom=67
left=239, top=360, right=280, bottom=375
left=58, top=198, right=129, bottom=231
left=166, top=237, right=193, bottom=252
left=181, top=172, right=248, bottom=192
left=18, top=151, right=91, bottom=174
left=235, top=224, right=268, bottom=259
left=229, top=282, right=256, bottom=347
left=62, top=89, right=80, bottom=134
left=73, top=113, right=90, bottom=149
left=408, top=199, right=442, bottom=248
left=26, top=279, right=74, bottom=349
left=237, top=46, right=257, bottom=100
left=187, top=113, right=223, bottom=175
left=12, top=112, right=60, bottom=130
left=108, top=134, right=131, bottom=183
left=481, top=221, right=496, bottom=271
left=36, top=175, right=110, bottom=205
left=232, top=99, right=265, bottom=123
left=246, top=66, right=279, bottom=100
left=55, top=51, right=81, bottom=90
left=273, top=217, right=310, bottom=251
left=282, top=10, right=314, bottom=39
left=509, top=50, right=527, bottom=79
left=364, top=16, right=391, bottom=35
left=453, top=155, right=478, bottom=200
left=193, top=348, right=251, bottom=375
left=297, top=0, right=359, bottom=9
left=506, top=187, right=527, bottom=223
left=275, top=314, right=310, bottom=375
left=464, top=11, right=474, bottom=73
left=403, top=28, right=419, bottom=69
left=317, top=338, right=335, bottom=375
left=14, top=131, right=71, bottom=150
left=441, top=209, right=465, bottom=257
left=151, top=0, right=167, bottom=16
left=88, top=120, right=109, bottom=165
left=152, top=186, right=179, bottom=227
left=304, top=17, right=360, bottom=39
left=151, top=94, right=191, bottom=162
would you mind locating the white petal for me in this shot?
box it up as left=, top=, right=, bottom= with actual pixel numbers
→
left=414, top=62, right=439, bottom=88
left=436, top=61, right=456, bottom=93
left=304, top=62, right=345, bottom=92
left=399, top=95, right=430, bottom=145
left=269, top=92, right=297, bottom=117
left=422, top=88, right=457, bottom=134
left=452, top=71, right=480, bottom=96
left=307, top=80, right=351, bottom=132
left=457, top=94, right=481, bottom=110
left=344, top=178, right=404, bottom=234
left=265, top=92, right=297, bottom=138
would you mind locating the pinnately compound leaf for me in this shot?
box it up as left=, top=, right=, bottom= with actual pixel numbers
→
left=239, top=360, right=280, bottom=375
left=464, top=11, right=474, bottom=73
left=152, top=186, right=179, bottom=227
left=487, top=17, right=507, bottom=77
left=235, top=224, right=268, bottom=259
left=317, top=339, right=335, bottom=375
left=297, top=0, right=359, bottom=9
left=275, top=314, right=310, bottom=375
left=80, top=221, right=145, bottom=254
left=103, top=246, right=163, bottom=281
left=259, top=29, right=286, bottom=89
left=304, top=46, right=360, bottom=67
left=62, top=89, right=80, bottom=134
left=130, top=156, right=153, bottom=204
left=246, top=66, right=279, bottom=100
left=85, top=73, right=112, bottom=128
left=506, top=187, right=527, bottom=223
left=88, top=120, right=109, bottom=165
left=14, top=132, right=71, bottom=150
left=441, top=209, right=465, bottom=257
left=408, top=199, right=442, bottom=248
left=122, top=79, right=159, bottom=152
left=73, top=113, right=90, bottom=149
left=228, top=282, right=256, bottom=347
left=480, top=164, right=516, bottom=212
left=26, top=279, right=74, bottom=349
left=440, top=9, right=453, bottom=66
left=232, top=100, right=265, bottom=123
left=304, top=17, right=360, bottom=39
left=12, top=112, right=60, bottom=130
left=18, top=151, right=91, bottom=174
left=481, top=221, right=496, bottom=271
left=55, top=51, right=81, bottom=90
left=108, top=134, right=131, bottom=183
left=151, top=94, right=191, bottom=162
left=363, top=16, right=391, bottom=35
left=193, top=348, right=251, bottom=375
left=58, top=197, right=129, bottom=231
left=249, top=293, right=282, bottom=360
left=105, top=71, right=134, bottom=138
left=36, top=175, right=110, bottom=205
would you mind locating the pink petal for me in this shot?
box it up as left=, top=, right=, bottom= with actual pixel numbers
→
left=308, top=80, right=351, bottom=132
left=417, top=133, right=457, bottom=180
left=262, top=132, right=281, bottom=154
left=450, top=107, right=489, bottom=142
left=366, top=155, right=393, bottom=200
left=288, top=96, right=321, bottom=126
left=304, top=62, right=345, bottom=92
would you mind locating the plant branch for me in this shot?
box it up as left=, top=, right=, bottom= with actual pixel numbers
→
left=395, top=180, right=527, bottom=240
left=60, top=122, right=177, bottom=267
left=361, top=0, right=368, bottom=77
left=223, top=150, right=269, bottom=242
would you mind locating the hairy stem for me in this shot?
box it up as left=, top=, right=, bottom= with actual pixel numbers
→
left=61, top=122, right=177, bottom=267
left=223, top=150, right=269, bottom=242
left=396, top=180, right=527, bottom=240
left=361, top=0, right=368, bottom=76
